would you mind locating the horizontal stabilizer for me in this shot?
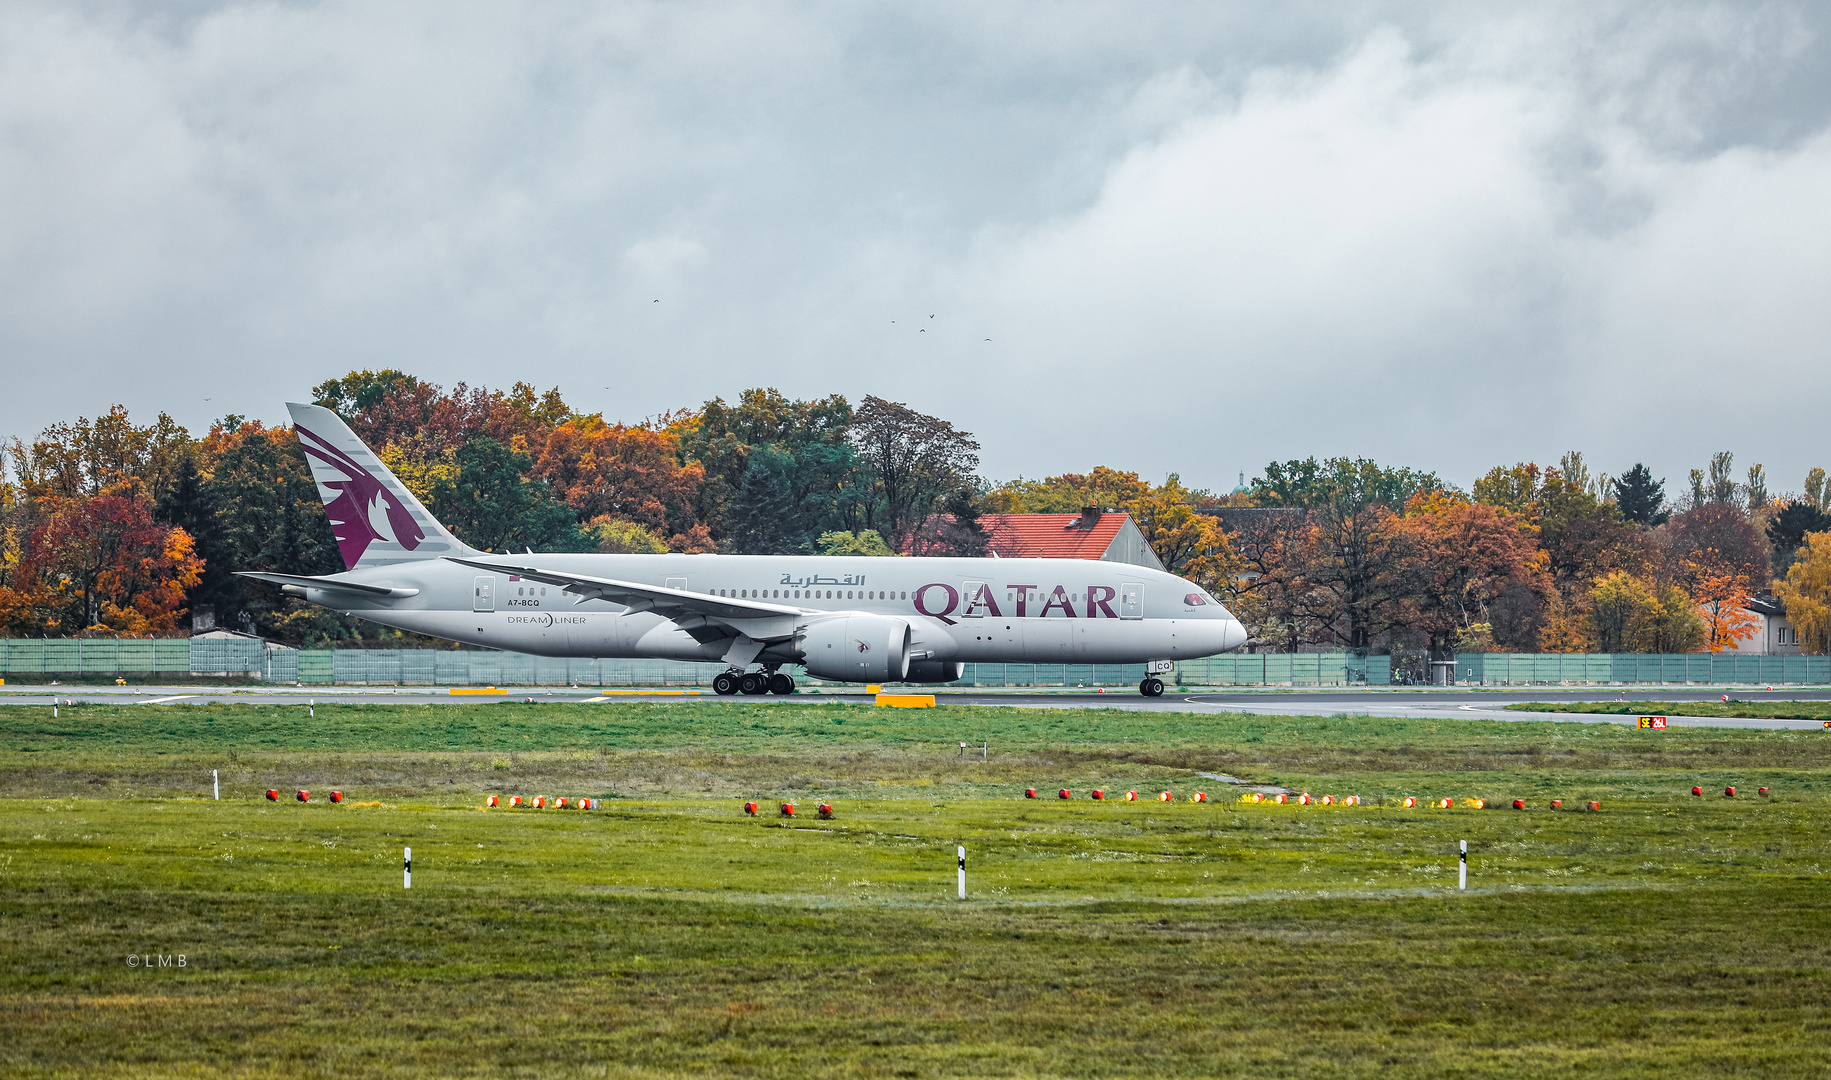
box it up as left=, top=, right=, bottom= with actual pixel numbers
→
left=236, top=571, right=420, bottom=598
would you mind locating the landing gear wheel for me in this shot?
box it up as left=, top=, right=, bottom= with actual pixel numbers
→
left=713, top=672, right=741, bottom=696
left=740, top=672, right=769, bottom=695
left=768, top=673, right=796, bottom=696
left=1140, top=677, right=1165, bottom=697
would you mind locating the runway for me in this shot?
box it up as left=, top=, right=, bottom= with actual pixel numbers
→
left=4, top=683, right=1828, bottom=729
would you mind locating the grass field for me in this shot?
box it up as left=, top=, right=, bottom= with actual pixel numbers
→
left=3, top=700, right=1829, bottom=1077
left=1511, top=699, right=1831, bottom=722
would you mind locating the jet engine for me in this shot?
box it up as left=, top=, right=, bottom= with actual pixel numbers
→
left=799, top=614, right=911, bottom=682
left=902, top=660, right=965, bottom=683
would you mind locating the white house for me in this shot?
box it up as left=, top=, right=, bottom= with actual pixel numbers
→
left=1727, top=594, right=1803, bottom=655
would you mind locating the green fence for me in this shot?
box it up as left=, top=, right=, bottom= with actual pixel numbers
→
left=1456, top=653, right=1831, bottom=685
left=35, top=640, right=1828, bottom=687
left=0, top=639, right=192, bottom=676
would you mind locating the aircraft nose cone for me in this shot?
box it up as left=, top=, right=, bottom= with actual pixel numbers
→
left=1220, top=619, right=1247, bottom=652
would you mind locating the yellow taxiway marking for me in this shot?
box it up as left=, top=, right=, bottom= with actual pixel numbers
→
left=449, top=687, right=508, bottom=695
left=875, top=694, right=936, bottom=708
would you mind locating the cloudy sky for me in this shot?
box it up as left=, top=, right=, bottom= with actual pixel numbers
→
left=3, top=1, right=1828, bottom=496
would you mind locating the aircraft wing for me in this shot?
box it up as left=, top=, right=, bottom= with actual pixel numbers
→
left=236, top=571, right=421, bottom=598
left=444, top=557, right=803, bottom=624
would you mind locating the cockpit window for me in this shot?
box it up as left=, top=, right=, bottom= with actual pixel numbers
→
left=1183, top=592, right=1208, bottom=607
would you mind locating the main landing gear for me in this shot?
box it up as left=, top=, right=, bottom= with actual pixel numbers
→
left=1138, top=677, right=1165, bottom=697
left=714, top=667, right=797, bottom=696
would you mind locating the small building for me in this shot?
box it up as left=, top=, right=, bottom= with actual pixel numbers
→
left=1727, top=594, right=1804, bottom=655
left=978, top=508, right=1165, bottom=571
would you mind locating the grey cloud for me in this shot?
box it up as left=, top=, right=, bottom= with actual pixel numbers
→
left=1, top=2, right=1827, bottom=497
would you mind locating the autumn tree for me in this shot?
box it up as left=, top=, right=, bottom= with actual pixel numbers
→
left=531, top=417, right=705, bottom=547
left=850, top=395, right=983, bottom=554
left=1123, top=476, right=1239, bottom=596
left=1392, top=492, right=1549, bottom=659
left=1589, top=571, right=1704, bottom=653
left=677, top=388, right=859, bottom=541
left=1777, top=531, right=1831, bottom=654
left=1664, top=503, right=1769, bottom=586
left=314, top=371, right=572, bottom=458
left=983, top=467, right=1154, bottom=514
left=816, top=530, right=897, bottom=557
left=586, top=518, right=669, bottom=554
left=8, top=406, right=195, bottom=504
left=1242, top=457, right=1441, bottom=651
left=23, top=494, right=202, bottom=635
left=1689, top=566, right=1760, bottom=653
left=1765, top=500, right=1831, bottom=578
left=429, top=438, right=592, bottom=554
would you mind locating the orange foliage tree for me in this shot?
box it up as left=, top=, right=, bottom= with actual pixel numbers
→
left=1685, top=561, right=1760, bottom=652
left=531, top=417, right=708, bottom=548
left=1392, top=492, right=1550, bottom=658
left=20, top=493, right=202, bottom=635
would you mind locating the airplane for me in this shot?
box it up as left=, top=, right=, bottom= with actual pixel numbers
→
left=239, top=403, right=1248, bottom=697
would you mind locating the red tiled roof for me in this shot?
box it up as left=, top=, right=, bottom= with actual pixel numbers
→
left=980, top=513, right=1129, bottom=560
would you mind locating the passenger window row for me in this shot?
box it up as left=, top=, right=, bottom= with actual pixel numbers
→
left=713, top=589, right=909, bottom=601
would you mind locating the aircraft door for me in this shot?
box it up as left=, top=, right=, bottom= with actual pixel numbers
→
left=1119, top=583, right=1143, bottom=619
left=961, top=581, right=994, bottom=617
left=665, top=577, right=688, bottom=591
left=473, top=576, right=495, bottom=612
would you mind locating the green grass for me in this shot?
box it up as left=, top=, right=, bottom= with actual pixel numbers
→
left=3, top=701, right=1830, bottom=1076
left=1511, top=699, right=1831, bottom=721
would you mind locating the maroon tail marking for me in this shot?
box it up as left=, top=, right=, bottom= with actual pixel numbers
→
left=295, top=425, right=425, bottom=569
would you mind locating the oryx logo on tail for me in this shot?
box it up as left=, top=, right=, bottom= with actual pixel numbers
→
left=285, top=402, right=474, bottom=570
left=295, top=426, right=425, bottom=567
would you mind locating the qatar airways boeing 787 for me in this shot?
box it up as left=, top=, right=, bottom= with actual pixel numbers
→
left=239, top=404, right=1247, bottom=696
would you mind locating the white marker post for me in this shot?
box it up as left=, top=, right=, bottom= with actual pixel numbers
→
left=1459, top=839, right=1468, bottom=890
left=213, top=769, right=219, bottom=801
left=404, top=846, right=412, bottom=890
left=957, top=845, right=966, bottom=900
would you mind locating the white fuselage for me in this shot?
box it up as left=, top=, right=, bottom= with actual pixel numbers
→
left=301, top=553, right=1246, bottom=667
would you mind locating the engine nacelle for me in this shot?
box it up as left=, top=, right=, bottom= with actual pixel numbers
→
left=901, top=660, right=965, bottom=683
left=799, top=614, right=911, bottom=683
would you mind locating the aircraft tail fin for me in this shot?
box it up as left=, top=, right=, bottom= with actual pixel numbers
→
left=286, top=402, right=479, bottom=570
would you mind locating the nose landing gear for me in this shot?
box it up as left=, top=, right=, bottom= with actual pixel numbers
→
left=1139, top=677, right=1165, bottom=697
